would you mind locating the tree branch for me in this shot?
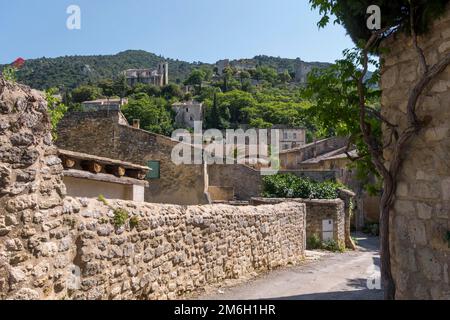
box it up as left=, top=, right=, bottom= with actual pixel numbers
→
left=410, top=2, right=428, bottom=74
left=366, top=106, right=398, bottom=129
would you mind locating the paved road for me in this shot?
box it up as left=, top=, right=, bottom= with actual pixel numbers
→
left=199, top=233, right=383, bottom=300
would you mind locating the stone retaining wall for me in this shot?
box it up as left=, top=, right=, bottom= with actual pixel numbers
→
left=251, top=197, right=345, bottom=248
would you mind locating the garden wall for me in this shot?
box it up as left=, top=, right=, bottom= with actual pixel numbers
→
left=251, top=197, right=345, bottom=248
left=61, top=198, right=306, bottom=300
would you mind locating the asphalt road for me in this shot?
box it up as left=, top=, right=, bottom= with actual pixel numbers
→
left=199, top=233, right=384, bottom=300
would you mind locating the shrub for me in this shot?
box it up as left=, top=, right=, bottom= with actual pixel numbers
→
left=306, top=235, right=345, bottom=252
left=113, top=209, right=129, bottom=228
left=307, top=234, right=322, bottom=250
left=2, top=66, right=17, bottom=82
left=262, top=174, right=341, bottom=199
left=322, top=239, right=345, bottom=252
left=130, top=216, right=139, bottom=229
left=97, top=194, right=108, bottom=206
left=363, top=223, right=379, bottom=236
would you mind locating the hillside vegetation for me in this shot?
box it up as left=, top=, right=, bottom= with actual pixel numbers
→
left=1, top=50, right=330, bottom=90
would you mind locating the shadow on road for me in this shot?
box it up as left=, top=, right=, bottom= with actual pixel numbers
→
left=270, top=288, right=384, bottom=300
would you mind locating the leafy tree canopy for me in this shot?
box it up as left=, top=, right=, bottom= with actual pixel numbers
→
left=121, top=93, right=173, bottom=136
left=310, top=0, right=450, bottom=45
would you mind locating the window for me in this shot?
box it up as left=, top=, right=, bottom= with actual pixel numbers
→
left=190, top=116, right=194, bottom=121
left=283, top=132, right=288, bottom=140
left=293, top=133, right=297, bottom=139
left=186, top=108, right=189, bottom=112
left=146, top=160, right=160, bottom=179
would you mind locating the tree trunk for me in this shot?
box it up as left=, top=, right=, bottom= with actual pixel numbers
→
left=380, top=175, right=396, bottom=300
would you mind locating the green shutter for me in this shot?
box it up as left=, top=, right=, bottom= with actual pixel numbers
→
left=146, top=161, right=160, bottom=179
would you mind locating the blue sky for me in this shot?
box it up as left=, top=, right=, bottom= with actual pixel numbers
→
left=0, top=0, right=354, bottom=64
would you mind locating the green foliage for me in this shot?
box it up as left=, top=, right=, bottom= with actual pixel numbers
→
left=1, top=50, right=209, bottom=90
left=160, top=83, right=183, bottom=100
left=97, top=194, right=109, bottom=206
left=112, top=75, right=131, bottom=98
left=309, top=0, right=450, bottom=46
left=45, top=88, right=68, bottom=140
left=262, top=174, right=341, bottom=199
left=121, top=93, right=174, bottom=135
left=71, top=85, right=102, bottom=103
left=130, top=216, right=140, bottom=230
left=363, top=222, right=380, bottom=236
left=322, top=239, right=345, bottom=252
left=307, top=234, right=345, bottom=252
left=2, top=66, right=17, bottom=82
left=307, top=234, right=322, bottom=249
left=202, top=87, right=311, bottom=130
left=302, top=48, right=382, bottom=193
left=184, top=69, right=206, bottom=89
left=113, top=208, right=129, bottom=228
left=1, top=50, right=332, bottom=92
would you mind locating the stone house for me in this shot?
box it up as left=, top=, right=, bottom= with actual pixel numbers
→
left=81, top=98, right=128, bottom=111
left=279, top=136, right=348, bottom=170
left=56, top=109, right=208, bottom=205
left=123, top=62, right=169, bottom=87
left=172, top=100, right=203, bottom=129
left=274, top=125, right=307, bottom=150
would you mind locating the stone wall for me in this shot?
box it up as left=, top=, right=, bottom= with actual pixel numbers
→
left=381, top=8, right=450, bottom=299
left=251, top=198, right=345, bottom=248
left=0, top=79, right=68, bottom=299
left=61, top=198, right=306, bottom=300
left=0, top=79, right=307, bottom=299
left=57, top=111, right=207, bottom=205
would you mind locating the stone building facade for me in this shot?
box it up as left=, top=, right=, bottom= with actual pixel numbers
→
left=275, top=126, right=307, bottom=151
left=279, top=136, right=348, bottom=170
left=172, top=100, right=203, bottom=129
left=56, top=110, right=208, bottom=205
left=123, top=62, right=169, bottom=87
left=381, top=8, right=450, bottom=299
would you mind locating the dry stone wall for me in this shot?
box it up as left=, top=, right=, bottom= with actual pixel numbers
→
left=1, top=79, right=306, bottom=299
left=381, top=8, right=450, bottom=299
left=251, top=198, right=345, bottom=248
left=64, top=199, right=306, bottom=300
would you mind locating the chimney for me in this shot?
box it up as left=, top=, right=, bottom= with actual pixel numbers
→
left=132, top=119, right=140, bottom=129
